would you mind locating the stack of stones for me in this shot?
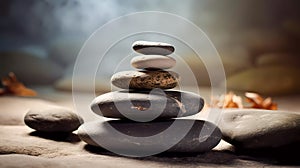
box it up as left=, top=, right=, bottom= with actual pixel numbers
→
left=78, top=41, right=222, bottom=154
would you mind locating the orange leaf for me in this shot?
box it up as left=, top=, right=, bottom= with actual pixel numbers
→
left=210, top=91, right=243, bottom=109
left=245, top=92, right=277, bottom=110
left=1, top=72, right=37, bottom=97
left=210, top=91, right=277, bottom=110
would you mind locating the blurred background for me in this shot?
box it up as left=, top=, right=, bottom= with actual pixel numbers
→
left=1, top=0, right=300, bottom=96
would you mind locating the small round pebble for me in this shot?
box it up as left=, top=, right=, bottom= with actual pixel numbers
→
left=111, top=70, right=179, bottom=90
left=24, top=106, right=83, bottom=132
left=131, top=55, right=176, bottom=69
left=132, top=41, right=175, bottom=55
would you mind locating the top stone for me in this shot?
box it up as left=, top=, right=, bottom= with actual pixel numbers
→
left=132, top=41, right=175, bottom=55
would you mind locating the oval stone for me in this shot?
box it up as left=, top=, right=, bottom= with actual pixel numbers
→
left=219, top=109, right=300, bottom=149
left=91, top=90, right=204, bottom=120
left=24, top=106, right=83, bottom=132
left=131, top=55, right=176, bottom=69
left=111, top=70, right=179, bottom=90
left=132, top=41, right=175, bottom=55
left=78, top=119, right=222, bottom=154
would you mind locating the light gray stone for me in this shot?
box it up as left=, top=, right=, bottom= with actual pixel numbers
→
left=132, top=41, right=175, bottom=55
left=219, top=109, right=300, bottom=149
left=131, top=55, right=176, bottom=69
left=111, top=70, right=179, bottom=90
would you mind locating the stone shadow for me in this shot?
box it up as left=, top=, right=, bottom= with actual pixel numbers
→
left=83, top=144, right=237, bottom=166
left=29, top=131, right=81, bottom=143
left=83, top=144, right=300, bottom=166
left=233, top=143, right=300, bottom=166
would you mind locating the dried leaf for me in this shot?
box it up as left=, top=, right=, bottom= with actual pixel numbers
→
left=210, top=91, right=277, bottom=110
left=223, top=92, right=243, bottom=108
left=0, top=88, right=6, bottom=95
left=0, top=72, right=37, bottom=97
left=245, top=92, right=263, bottom=105
left=245, top=92, right=277, bottom=110
left=210, top=91, right=243, bottom=109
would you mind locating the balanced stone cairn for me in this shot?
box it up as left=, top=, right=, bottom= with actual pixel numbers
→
left=78, top=41, right=222, bottom=154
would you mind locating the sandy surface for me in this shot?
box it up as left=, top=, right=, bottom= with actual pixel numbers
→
left=0, top=86, right=300, bottom=167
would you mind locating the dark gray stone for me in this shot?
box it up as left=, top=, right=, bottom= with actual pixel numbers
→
left=219, top=109, right=300, bottom=149
left=78, top=119, right=222, bottom=154
left=24, top=106, right=83, bottom=132
left=111, top=70, right=179, bottom=90
left=91, top=90, right=204, bottom=120
left=132, top=41, right=175, bottom=55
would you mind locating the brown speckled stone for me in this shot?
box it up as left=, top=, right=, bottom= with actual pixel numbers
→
left=111, top=70, right=179, bottom=90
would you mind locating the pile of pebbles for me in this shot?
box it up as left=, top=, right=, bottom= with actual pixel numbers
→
left=78, top=41, right=222, bottom=153
left=21, top=40, right=300, bottom=156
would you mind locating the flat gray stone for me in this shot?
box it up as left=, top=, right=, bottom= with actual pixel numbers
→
left=131, top=55, right=176, bottom=69
left=219, top=109, right=300, bottom=149
left=111, top=70, right=179, bottom=90
left=78, top=119, right=222, bottom=155
left=132, top=41, right=175, bottom=55
left=24, top=106, right=83, bottom=132
left=91, top=90, right=204, bottom=121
